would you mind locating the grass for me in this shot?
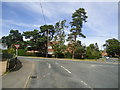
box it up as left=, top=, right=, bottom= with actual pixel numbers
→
left=2, top=71, right=9, bottom=76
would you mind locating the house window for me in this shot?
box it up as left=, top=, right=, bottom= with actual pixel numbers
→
left=48, top=51, right=53, bottom=54
left=48, top=46, right=52, bottom=49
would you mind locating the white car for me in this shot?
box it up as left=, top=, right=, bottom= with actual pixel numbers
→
left=106, top=56, right=110, bottom=59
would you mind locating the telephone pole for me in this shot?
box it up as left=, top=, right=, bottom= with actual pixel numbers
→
left=46, top=29, right=49, bottom=57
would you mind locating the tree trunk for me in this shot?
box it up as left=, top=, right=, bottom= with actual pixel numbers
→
left=72, top=35, right=76, bottom=59
left=72, top=48, right=75, bottom=59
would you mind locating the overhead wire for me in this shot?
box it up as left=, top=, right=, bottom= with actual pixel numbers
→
left=39, top=0, right=46, bottom=25
left=39, top=0, right=49, bottom=57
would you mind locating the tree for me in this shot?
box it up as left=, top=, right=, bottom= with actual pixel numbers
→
left=2, top=30, right=23, bottom=48
left=23, top=25, right=55, bottom=56
left=40, top=25, right=55, bottom=56
left=23, top=29, right=40, bottom=51
left=68, top=8, right=88, bottom=59
left=40, top=25, right=55, bottom=41
left=86, top=43, right=101, bottom=59
left=54, top=20, right=68, bottom=44
left=74, top=40, right=86, bottom=59
left=52, top=20, right=68, bottom=57
left=103, top=38, right=120, bottom=57
left=52, top=44, right=67, bottom=58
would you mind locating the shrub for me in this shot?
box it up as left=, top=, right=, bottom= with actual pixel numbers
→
left=54, top=52, right=64, bottom=58
left=2, top=52, right=13, bottom=60
left=18, top=49, right=26, bottom=56
left=7, top=48, right=15, bottom=55
left=64, top=52, right=72, bottom=58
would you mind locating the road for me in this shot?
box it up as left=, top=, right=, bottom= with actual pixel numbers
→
left=2, top=59, right=34, bottom=88
left=18, top=56, right=118, bottom=89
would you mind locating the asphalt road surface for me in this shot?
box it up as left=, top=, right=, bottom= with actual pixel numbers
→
left=18, top=56, right=118, bottom=89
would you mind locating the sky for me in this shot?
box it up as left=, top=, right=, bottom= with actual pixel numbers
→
left=1, top=1, right=118, bottom=50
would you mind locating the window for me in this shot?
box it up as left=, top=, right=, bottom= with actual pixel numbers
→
left=48, top=46, right=52, bottom=49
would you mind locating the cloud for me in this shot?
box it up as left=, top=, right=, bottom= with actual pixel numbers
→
left=2, top=2, right=118, bottom=49
left=2, top=19, right=41, bottom=28
left=2, top=0, right=119, bottom=2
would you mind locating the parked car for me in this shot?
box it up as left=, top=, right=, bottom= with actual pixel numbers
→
left=105, top=56, right=110, bottom=60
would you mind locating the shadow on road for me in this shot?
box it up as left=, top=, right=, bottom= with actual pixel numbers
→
left=10, top=59, right=23, bottom=72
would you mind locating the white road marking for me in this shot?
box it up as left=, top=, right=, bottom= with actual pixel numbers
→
left=56, top=63, right=58, bottom=64
left=91, top=65, right=96, bottom=67
left=81, top=81, right=84, bottom=83
left=48, top=64, right=51, bottom=69
left=81, top=80, right=93, bottom=90
left=43, top=73, right=50, bottom=78
left=60, top=66, right=71, bottom=74
left=83, top=82, right=87, bottom=86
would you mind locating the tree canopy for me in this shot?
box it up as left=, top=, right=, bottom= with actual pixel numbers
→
left=86, top=43, right=101, bottom=59
left=2, top=30, right=23, bottom=48
left=103, top=38, right=120, bottom=57
left=68, top=8, right=88, bottom=58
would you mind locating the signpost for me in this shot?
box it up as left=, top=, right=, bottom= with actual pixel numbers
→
left=14, top=44, right=20, bottom=57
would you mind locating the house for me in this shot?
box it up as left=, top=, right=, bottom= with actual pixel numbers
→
left=66, top=43, right=73, bottom=53
left=0, top=39, right=7, bottom=50
left=102, top=50, right=108, bottom=57
left=48, top=41, right=59, bottom=55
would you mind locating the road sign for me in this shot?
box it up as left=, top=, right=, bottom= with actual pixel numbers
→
left=14, top=44, right=20, bottom=49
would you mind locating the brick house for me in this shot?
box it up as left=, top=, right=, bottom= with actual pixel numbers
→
left=102, top=50, right=108, bottom=57
left=48, top=41, right=59, bottom=55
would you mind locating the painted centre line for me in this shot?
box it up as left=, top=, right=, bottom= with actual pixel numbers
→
left=43, top=73, right=50, bottom=78
left=60, top=66, right=71, bottom=74
left=81, top=80, right=93, bottom=90
left=48, top=64, right=51, bottom=69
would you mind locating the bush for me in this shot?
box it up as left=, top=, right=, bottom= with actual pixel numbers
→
left=7, top=48, right=15, bottom=55
left=54, top=52, right=64, bottom=58
left=2, top=50, right=8, bottom=53
left=64, top=52, right=72, bottom=58
left=2, top=53, right=13, bottom=60
left=8, top=58, right=17, bottom=70
left=86, top=51, right=101, bottom=59
left=18, top=49, right=26, bottom=56
left=35, top=52, right=46, bottom=57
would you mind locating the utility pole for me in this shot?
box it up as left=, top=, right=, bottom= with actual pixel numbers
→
left=46, top=29, right=49, bottom=58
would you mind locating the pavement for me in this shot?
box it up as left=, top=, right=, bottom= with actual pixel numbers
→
left=0, top=61, right=7, bottom=76
left=2, top=59, right=34, bottom=88
left=18, top=56, right=118, bottom=88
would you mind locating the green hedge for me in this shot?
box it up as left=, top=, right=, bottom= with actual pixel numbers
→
left=2, top=50, right=13, bottom=60
left=18, top=49, right=37, bottom=56
left=18, top=49, right=26, bottom=56
left=2, top=52, right=13, bottom=60
left=64, top=52, right=72, bottom=58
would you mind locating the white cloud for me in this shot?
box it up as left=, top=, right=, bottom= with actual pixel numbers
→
left=2, top=19, right=41, bottom=28
left=2, top=0, right=119, bottom=2
left=2, top=2, right=118, bottom=49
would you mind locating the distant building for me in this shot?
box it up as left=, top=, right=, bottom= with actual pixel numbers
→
left=48, top=41, right=59, bottom=55
left=102, top=50, right=108, bottom=57
left=66, top=43, right=73, bottom=53
left=0, top=39, right=7, bottom=50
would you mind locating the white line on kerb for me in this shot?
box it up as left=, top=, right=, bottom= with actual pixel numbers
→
left=48, top=64, right=51, bottom=69
left=60, top=66, right=71, bottom=74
